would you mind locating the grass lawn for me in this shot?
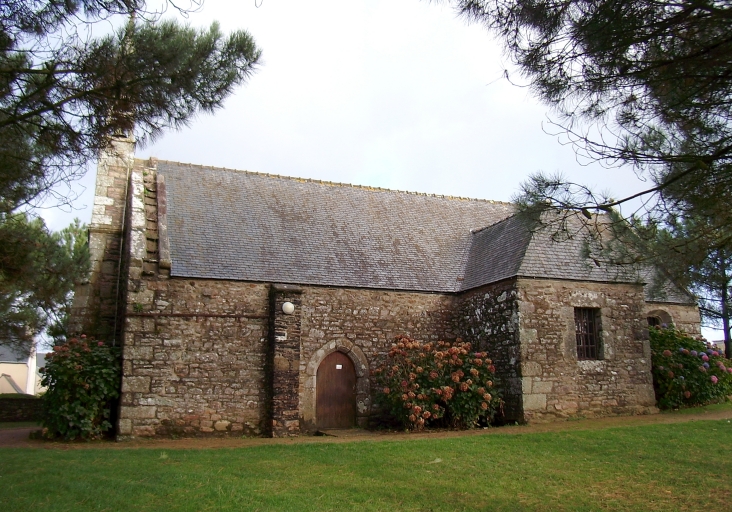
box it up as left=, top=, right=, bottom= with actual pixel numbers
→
left=2, top=418, right=731, bottom=511
left=662, top=401, right=732, bottom=415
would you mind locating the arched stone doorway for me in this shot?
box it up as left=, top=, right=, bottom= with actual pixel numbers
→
left=301, top=339, right=370, bottom=431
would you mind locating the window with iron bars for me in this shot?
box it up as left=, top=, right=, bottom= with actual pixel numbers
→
left=575, top=308, right=601, bottom=360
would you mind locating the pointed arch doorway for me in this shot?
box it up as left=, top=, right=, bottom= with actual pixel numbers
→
left=316, top=351, right=356, bottom=429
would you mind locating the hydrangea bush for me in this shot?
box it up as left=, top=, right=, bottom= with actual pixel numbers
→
left=650, top=327, right=732, bottom=409
left=39, top=336, right=121, bottom=440
left=373, top=335, right=502, bottom=430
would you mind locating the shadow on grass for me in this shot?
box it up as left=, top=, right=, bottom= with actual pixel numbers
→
left=660, top=400, right=732, bottom=415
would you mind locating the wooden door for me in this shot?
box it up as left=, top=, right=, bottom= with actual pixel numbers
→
left=316, top=351, right=356, bottom=429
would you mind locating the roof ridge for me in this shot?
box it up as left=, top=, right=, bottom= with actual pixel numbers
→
left=148, top=158, right=512, bottom=205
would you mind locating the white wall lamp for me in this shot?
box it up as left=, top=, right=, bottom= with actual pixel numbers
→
left=282, top=302, right=295, bottom=315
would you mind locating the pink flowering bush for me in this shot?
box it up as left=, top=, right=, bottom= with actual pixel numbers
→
left=373, top=335, right=502, bottom=430
left=650, top=327, right=732, bottom=409
left=39, top=336, right=121, bottom=440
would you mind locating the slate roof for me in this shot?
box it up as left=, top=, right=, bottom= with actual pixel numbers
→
left=158, top=161, right=514, bottom=292
left=155, top=160, right=695, bottom=303
left=640, top=267, right=696, bottom=304
left=462, top=215, right=532, bottom=289
left=460, top=213, right=693, bottom=303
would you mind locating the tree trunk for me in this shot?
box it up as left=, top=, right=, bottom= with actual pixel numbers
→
left=723, top=281, right=731, bottom=359
left=721, top=251, right=731, bottom=359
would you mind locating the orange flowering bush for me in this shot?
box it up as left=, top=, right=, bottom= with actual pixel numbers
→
left=373, top=335, right=502, bottom=430
left=39, top=336, right=121, bottom=440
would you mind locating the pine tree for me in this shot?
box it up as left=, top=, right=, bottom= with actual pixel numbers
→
left=0, top=2, right=261, bottom=351
left=652, top=213, right=732, bottom=357
left=441, top=0, right=732, bottom=194
left=0, top=1, right=261, bottom=213
left=435, top=0, right=732, bottom=339
left=0, top=215, right=89, bottom=355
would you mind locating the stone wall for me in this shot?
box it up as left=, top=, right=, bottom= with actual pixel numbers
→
left=0, top=396, right=42, bottom=422
left=117, top=164, right=271, bottom=439
left=645, top=302, right=701, bottom=336
left=118, top=278, right=270, bottom=438
left=119, top=277, right=475, bottom=437
left=77, top=153, right=703, bottom=438
left=298, top=286, right=459, bottom=431
left=516, top=278, right=658, bottom=422
left=268, top=284, right=303, bottom=437
left=453, top=280, right=523, bottom=421
left=119, top=275, right=463, bottom=437
left=70, top=137, right=134, bottom=341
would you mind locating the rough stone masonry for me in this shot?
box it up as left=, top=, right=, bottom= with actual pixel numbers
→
left=70, top=139, right=702, bottom=438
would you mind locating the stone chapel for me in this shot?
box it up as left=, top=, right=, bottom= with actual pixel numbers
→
left=70, top=138, right=701, bottom=438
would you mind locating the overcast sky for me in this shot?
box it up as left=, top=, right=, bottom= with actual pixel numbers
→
left=41, top=0, right=646, bottom=230
left=36, top=0, right=720, bottom=339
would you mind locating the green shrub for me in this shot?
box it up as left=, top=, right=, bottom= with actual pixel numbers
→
left=373, top=335, right=502, bottom=430
left=650, top=327, right=732, bottom=409
left=39, top=336, right=121, bottom=440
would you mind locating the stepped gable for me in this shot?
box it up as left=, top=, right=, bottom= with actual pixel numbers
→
left=157, top=161, right=515, bottom=292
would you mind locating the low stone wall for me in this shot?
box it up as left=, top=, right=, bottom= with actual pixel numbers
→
left=0, top=396, right=42, bottom=422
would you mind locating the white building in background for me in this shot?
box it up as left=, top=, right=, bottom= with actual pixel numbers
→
left=0, top=345, right=45, bottom=395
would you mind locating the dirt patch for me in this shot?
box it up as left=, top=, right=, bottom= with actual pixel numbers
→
left=2, top=407, right=731, bottom=450
left=0, top=427, right=42, bottom=448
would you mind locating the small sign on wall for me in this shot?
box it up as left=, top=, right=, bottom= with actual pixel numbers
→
left=336, top=364, right=342, bottom=369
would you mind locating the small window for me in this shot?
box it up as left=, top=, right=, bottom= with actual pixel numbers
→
left=575, top=308, right=601, bottom=360
left=647, top=309, right=673, bottom=327
left=647, top=316, right=661, bottom=327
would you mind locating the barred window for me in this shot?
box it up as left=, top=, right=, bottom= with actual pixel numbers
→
left=575, top=308, right=601, bottom=360
left=647, top=316, right=661, bottom=327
